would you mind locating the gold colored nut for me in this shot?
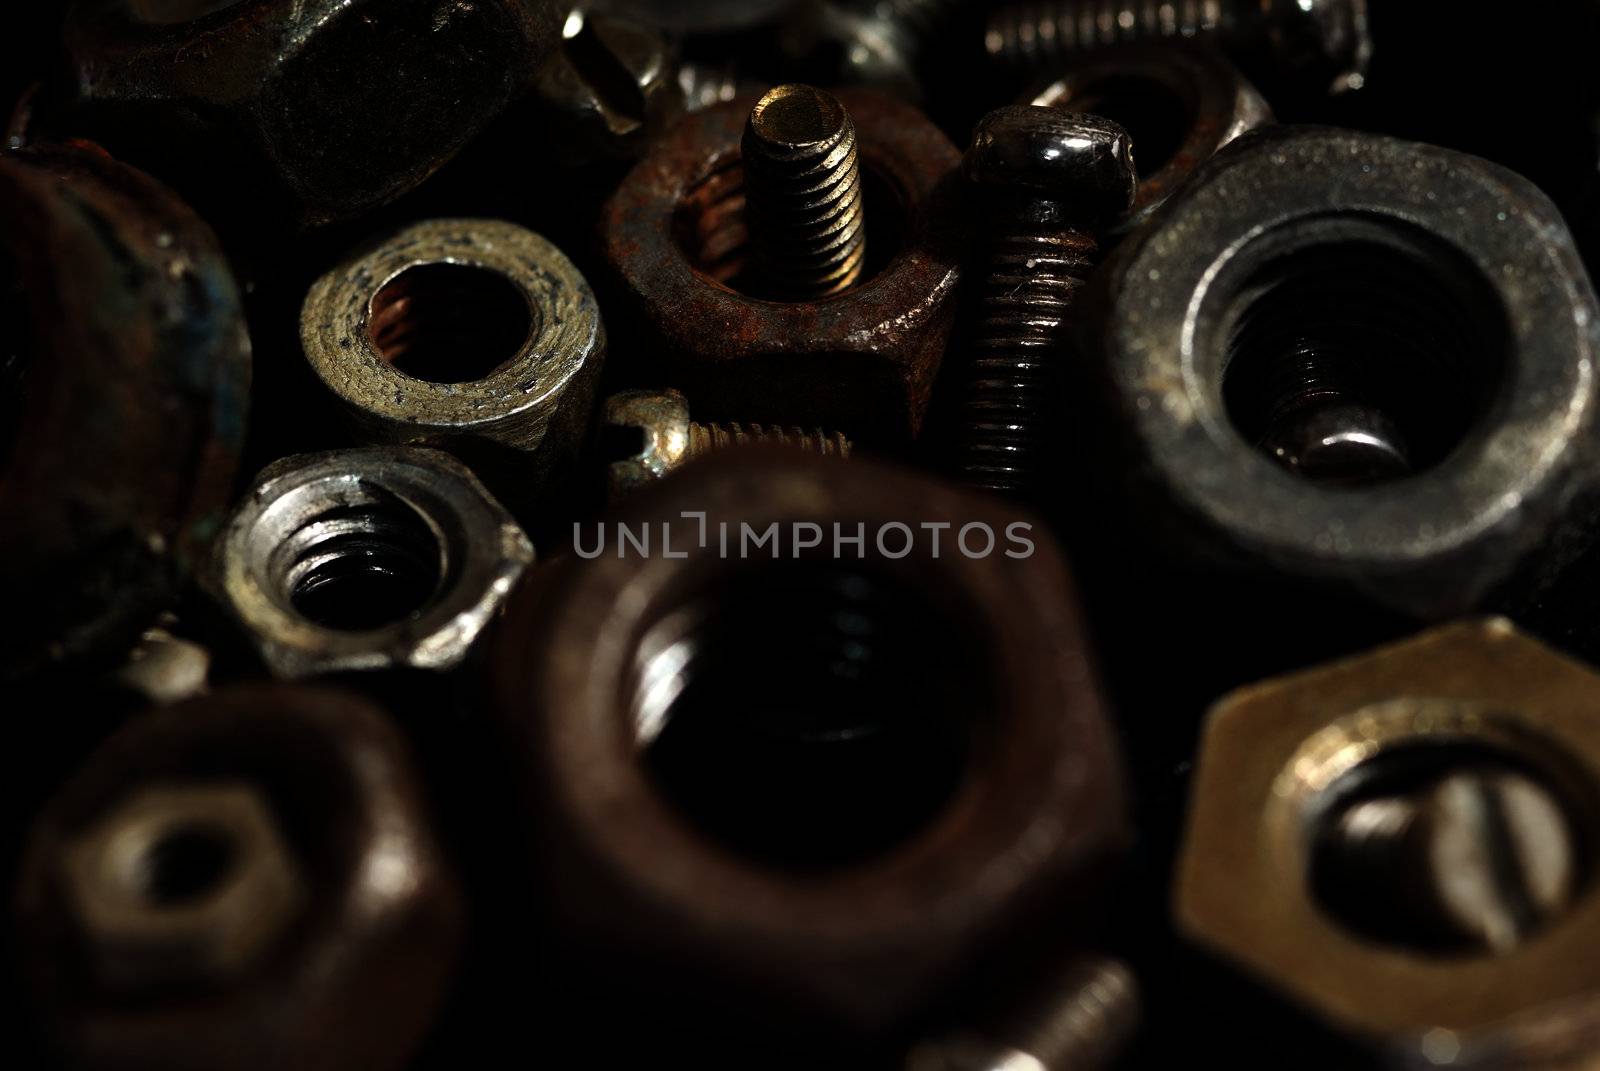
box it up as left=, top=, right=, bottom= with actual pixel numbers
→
left=62, top=784, right=305, bottom=991
left=300, top=219, right=605, bottom=490
left=1177, top=619, right=1600, bottom=1067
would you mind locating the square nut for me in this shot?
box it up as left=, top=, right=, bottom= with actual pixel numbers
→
left=1177, top=620, right=1600, bottom=1065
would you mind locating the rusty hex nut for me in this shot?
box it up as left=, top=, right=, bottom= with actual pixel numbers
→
left=300, top=219, right=605, bottom=491
left=1028, top=43, right=1272, bottom=233
left=599, top=89, right=963, bottom=442
left=491, top=449, right=1126, bottom=1030
left=64, top=0, right=561, bottom=224
left=1096, top=127, right=1600, bottom=618
left=1178, top=620, right=1600, bottom=1066
left=0, top=143, right=251, bottom=682
left=210, top=447, right=535, bottom=679
left=14, top=685, right=462, bottom=1071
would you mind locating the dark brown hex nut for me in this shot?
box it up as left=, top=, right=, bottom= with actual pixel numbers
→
left=0, top=143, right=251, bottom=682
left=1028, top=42, right=1272, bottom=233
left=1178, top=620, right=1600, bottom=1066
left=491, top=449, right=1126, bottom=1031
left=599, top=89, right=963, bottom=443
left=1096, top=127, right=1600, bottom=618
left=14, top=685, right=462, bottom=1071
left=63, top=0, right=561, bottom=225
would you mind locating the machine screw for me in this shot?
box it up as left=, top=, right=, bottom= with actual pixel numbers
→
left=986, top=0, right=1372, bottom=94
left=955, top=105, right=1134, bottom=496
left=908, top=955, right=1140, bottom=1071
left=604, top=389, right=851, bottom=498
left=741, top=84, right=868, bottom=299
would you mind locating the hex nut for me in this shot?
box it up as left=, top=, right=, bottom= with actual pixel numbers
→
left=1177, top=620, right=1600, bottom=1065
left=64, top=0, right=561, bottom=224
left=1096, top=127, right=1600, bottom=618
left=210, top=446, right=534, bottom=678
left=300, top=219, right=605, bottom=492
left=15, top=685, right=462, bottom=1071
left=1028, top=42, right=1272, bottom=232
left=599, top=89, right=963, bottom=442
left=61, top=785, right=304, bottom=990
left=0, top=143, right=251, bottom=681
left=492, top=449, right=1126, bottom=1030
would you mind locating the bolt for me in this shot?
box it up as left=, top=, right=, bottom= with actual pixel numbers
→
left=954, top=105, right=1135, bottom=496
left=604, top=389, right=851, bottom=498
left=907, top=955, right=1141, bottom=1071
left=1254, top=348, right=1415, bottom=486
left=1314, top=762, right=1580, bottom=955
left=985, top=0, right=1372, bottom=94
left=741, top=84, right=868, bottom=299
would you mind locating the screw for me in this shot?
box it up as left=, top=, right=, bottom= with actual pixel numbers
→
left=604, top=389, right=851, bottom=498
left=907, top=955, right=1141, bottom=1071
left=954, top=105, right=1135, bottom=496
left=1314, top=763, right=1580, bottom=955
left=1254, top=351, right=1414, bottom=486
left=985, top=0, right=1372, bottom=94
left=741, top=84, right=868, bottom=299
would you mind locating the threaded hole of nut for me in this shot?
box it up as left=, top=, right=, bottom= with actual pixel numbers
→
left=129, top=0, right=247, bottom=24
left=368, top=263, right=534, bottom=385
left=1057, top=74, right=1192, bottom=180
left=136, top=823, right=238, bottom=907
left=631, top=561, right=993, bottom=872
left=672, top=157, right=905, bottom=295
left=276, top=486, right=448, bottom=632
left=1307, top=743, right=1594, bottom=957
left=1219, top=227, right=1510, bottom=486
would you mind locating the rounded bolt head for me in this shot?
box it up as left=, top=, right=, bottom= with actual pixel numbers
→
left=966, top=106, right=1137, bottom=220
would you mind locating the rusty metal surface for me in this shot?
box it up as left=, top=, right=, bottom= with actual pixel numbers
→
left=14, top=684, right=462, bottom=1071
left=599, top=88, right=964, bottom=442
left=489, top=449, right=1126, bottom=1032
left=0, top=142, right=250, bottom=682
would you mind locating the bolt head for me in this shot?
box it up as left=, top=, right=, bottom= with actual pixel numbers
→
left=966, top=106, right=1136, bottom=221
left=62, top=784, right=305, bottom=991
left=603, top=389, right=694, bottom=498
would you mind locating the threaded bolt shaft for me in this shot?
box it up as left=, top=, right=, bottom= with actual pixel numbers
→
left=908, top=955, right=1141, bottom=1071
left=689, top=421, right=851, bottom=457
left=741, top=84, right=867, bottom=299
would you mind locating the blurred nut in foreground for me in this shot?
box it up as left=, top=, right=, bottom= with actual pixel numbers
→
left=1178, top=620, right=1600, bottom=1067
left=210, top=447, right=534, bottom=679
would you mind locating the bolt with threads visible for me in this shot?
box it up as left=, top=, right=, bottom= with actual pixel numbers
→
left=986, top=0, right=1372, bottom=94
left=908, top=955, right=1141, bottom=1071
left=741, top=84, right=868, bottom=299
left=604, top=389, right=851, bottom=498
left=954, top=105, right=1135, bottom=496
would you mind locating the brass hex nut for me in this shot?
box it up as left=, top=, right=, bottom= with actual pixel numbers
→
left=62, top=784, right=305, bottom=990
left=1177, top=620, right=1600, bottom=1064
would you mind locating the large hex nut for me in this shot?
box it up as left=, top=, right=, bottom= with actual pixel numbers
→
left=61, top=785, right=304, bottom=990
left=1177, top=620, right=1600, bottom=1065
left=0, top=143, right=250, bottom=682
left=64, top=0, right=560, bottom=224
left=210, top=446, right=534, bottom=678
left=1097, top=127, right=1600, bottom=618
left=492, top=449, right=1126, bottom=1030
left=300, top=219, right=605, bottom=493
left=600, top=89, right=963, bottom=442
left=14, top=685, right=462, bottom=1071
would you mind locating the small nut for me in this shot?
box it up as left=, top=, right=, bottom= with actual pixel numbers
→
left=1178, top=620, right=1600, bottom=1065
left=600, top=89, right=963, bottom=442
left=300, top=219, right=605, bottom=496
left=62, top=784, right=304, bottom=990
left=64, top=0, right=561, bottom=224
left=1028, top=42, right=1272, bottom=232
left=1096, top=127, right=1600, bottom=617
left=493, top=449, right=1125, bottom=1031
left=210, top=446, right=534, bottom=678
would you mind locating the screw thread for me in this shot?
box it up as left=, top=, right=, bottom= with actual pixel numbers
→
left=742, top=84, right=868, bottom=299
left=985, top=0, right=1237, bottom=66
left=957, top=226, right=1100, bottom=495
left=689, top=421, right=852, bottom=458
